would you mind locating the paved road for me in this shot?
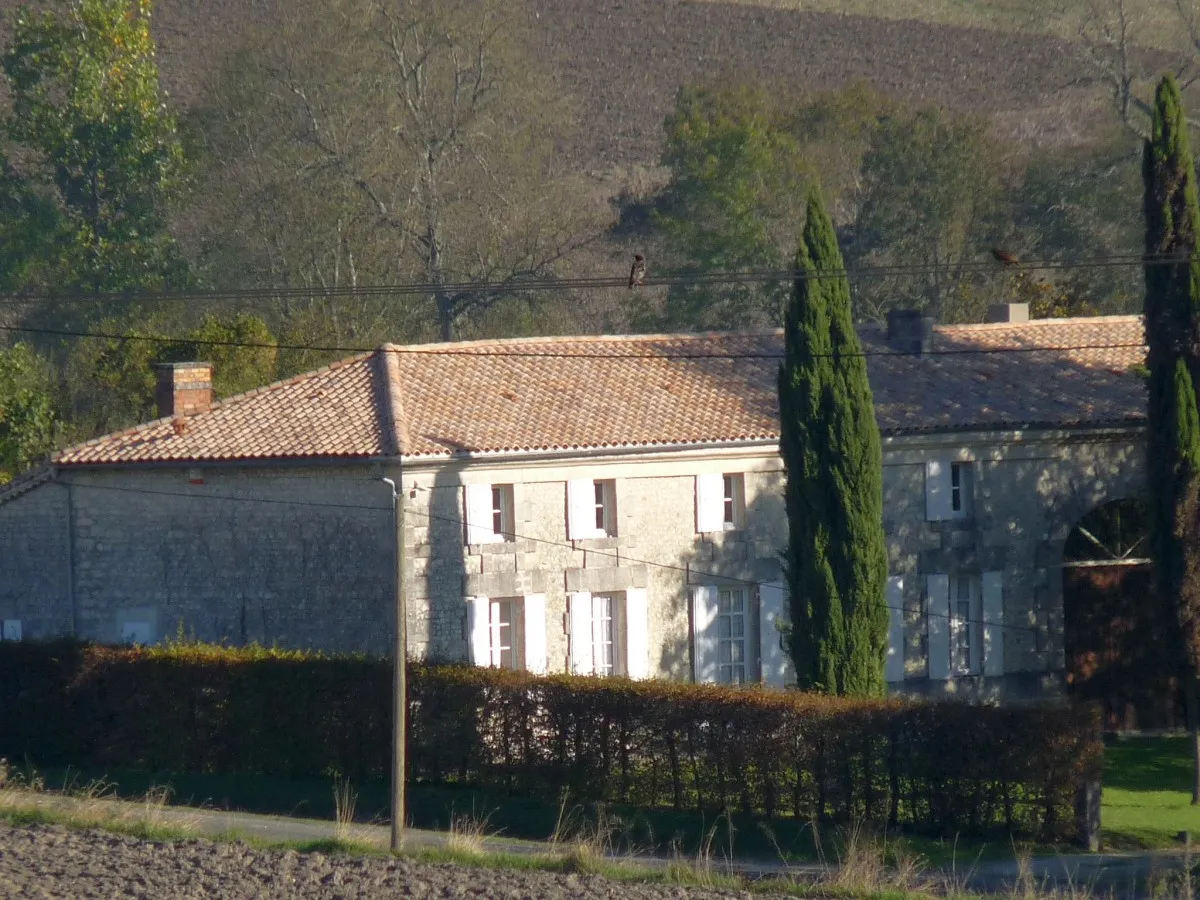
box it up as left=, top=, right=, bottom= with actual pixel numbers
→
left=15, top=794, right=1194, bottom=895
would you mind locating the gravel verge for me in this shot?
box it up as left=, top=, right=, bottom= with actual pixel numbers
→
left=0, top=823, right=758, bottom=899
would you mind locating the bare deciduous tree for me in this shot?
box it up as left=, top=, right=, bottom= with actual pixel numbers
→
left=189, top=0, right=601, bottom=344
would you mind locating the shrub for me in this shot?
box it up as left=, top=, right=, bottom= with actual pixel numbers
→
left=0, top=640, right=1102, bottom=842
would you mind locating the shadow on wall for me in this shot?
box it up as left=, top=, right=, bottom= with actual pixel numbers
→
left=659, top=483, right=788, bottom=687
left=420, top=464, right=468, bottom=663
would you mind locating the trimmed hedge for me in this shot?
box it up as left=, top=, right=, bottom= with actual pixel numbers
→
left=0, top=640, right=1103, bottom=841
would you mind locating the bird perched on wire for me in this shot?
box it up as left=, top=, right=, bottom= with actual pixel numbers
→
left=991, top=248, right=1020, bottom=265
left=629, top=254, right=646, bottom=288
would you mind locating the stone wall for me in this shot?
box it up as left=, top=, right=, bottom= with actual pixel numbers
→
left=0, top=425, right=1147, bottom=703
left=0, top=479, right=71, bottom=639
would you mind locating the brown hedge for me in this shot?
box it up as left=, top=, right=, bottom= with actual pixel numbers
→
left=0, top=640, right=1103, bottom=841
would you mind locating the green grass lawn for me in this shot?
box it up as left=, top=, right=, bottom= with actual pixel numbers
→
left=1102, top=735, right=1200, bottom=850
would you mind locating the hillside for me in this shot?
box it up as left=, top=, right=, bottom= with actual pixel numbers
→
left=0, top=0, right=1174, bottom=178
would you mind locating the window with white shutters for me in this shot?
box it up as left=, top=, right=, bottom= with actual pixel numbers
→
left=570, top=591, right=628, bottom=676
left=925, top=460, right=973, bottom=521
left=693, top=585, right=760, bottom=685
left=568, top=480, right=616, bottom=539
left=722, top=475, right=745, bottom=528
left=594, top=481, right=617, bottom=536
left=468, top=597, right=529, bottom=670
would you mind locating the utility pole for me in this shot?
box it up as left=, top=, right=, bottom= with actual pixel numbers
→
left=380, top=476, right=406, bottom=851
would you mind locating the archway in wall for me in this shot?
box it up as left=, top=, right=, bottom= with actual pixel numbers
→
left=1062, top=497, right=1182, bottom=731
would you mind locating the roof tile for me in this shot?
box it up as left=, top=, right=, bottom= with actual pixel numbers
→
left=52, top=315, right=1148, bottom=467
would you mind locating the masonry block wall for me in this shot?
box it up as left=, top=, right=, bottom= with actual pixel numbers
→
left=21, top=467, right=394, bottom=653
left=0, top=482, right=71, bottom=639
left=0, top=427, right=1147, bottom=703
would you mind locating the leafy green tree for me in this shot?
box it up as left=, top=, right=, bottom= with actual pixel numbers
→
left=849, top=106, right=1010, bottom=322
left=648, top=83, right=810, bottom=329
left=1142, top=72, right=1200, bottom=805
left=63, top=311, right=278, bottom=435
left=778, top=185, right=888, bottom=695
left=0, top=343, right=61, bottom=483
left=1, top=0, right=187, bottom=299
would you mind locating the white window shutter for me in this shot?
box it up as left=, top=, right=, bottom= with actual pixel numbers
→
left=758, top=581, right=791, bottom=689
left=624, top=588, right=651, bottom=680
left=467, top=597, right=492, bottom=666
left=885, top=576, right=905, bottom=683
left=1, top=619, right=22, bottom=641
left=569, top=591, right=595, bottom=675
left=691, top=585, right=719, bottom=683
left=464, top=483, right=499, bottom=544
left=695, top=473, right=725, bottom=533
left=982, top=571, right=1004, bottom=677
left=925, top=461, right=951, bottom=521
left=523, top=593, right=548, bottom=675
left=567, top=479, right=597, bottom=540
left=926, top=575, right=951, bottom=680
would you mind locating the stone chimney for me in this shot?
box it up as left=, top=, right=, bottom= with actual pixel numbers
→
left=155, top=362, right=213, bottom=418
left=986, top=302, right=1030, bottom=324
left=885, top=309, right=935, bottom=355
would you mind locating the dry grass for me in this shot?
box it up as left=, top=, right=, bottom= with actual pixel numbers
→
left=445, top=808, right=499, bottom=856
left=0, top=757, right=197, bottom=839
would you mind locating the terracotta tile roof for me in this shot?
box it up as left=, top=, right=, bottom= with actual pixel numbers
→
left=52, top=315, right=1149, bottom=467
left=0, top=465, right=55, bottom=505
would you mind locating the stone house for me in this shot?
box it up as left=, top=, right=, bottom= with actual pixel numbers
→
left=0, top=306, right=1148, bottom=702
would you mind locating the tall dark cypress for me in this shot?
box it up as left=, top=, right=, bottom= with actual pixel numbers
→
left=778, top=185, right=888, bottom=695
left=1143, top=73, right=1200, bottom=803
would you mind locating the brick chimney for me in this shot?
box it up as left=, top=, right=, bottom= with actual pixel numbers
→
left=155, top=362, right=213, bottom=418
left=885, top=309, right=935, bottom=356
left=986, top=302, right=1030, bottom=324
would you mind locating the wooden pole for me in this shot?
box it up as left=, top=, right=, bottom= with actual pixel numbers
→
left=382, top=476, right=406, bottom=851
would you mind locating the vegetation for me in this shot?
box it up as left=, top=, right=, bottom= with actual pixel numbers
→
left=778, top=187, right=888, bottom=695
left=0, top=639, right=1102, bottom=844
left=1141, top=72, right=1200, bottom=805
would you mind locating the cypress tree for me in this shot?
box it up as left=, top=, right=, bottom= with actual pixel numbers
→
left=778, top=185, right=889, bottom=695
left=1143, top=73, right=1200, bottom=803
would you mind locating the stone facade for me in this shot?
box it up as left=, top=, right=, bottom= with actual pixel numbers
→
left=0, top=423, right=1145, bottom=702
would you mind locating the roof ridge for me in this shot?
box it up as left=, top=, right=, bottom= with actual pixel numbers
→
left=376, top=345, right=410, bottom=456
left=936, top=314, right=1143, bottom=333
left=386, top=329, right=786, bottom=352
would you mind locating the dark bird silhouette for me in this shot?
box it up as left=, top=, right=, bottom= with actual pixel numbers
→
left=991, top=248, right=1020, bottom=265
left=629, top=254, right=646, bottom=288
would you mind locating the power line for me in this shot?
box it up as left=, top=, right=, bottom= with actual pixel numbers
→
left=0, top=322, right=1148, bottom=361
left=0, top=250, right=1179, bottom=307
left=56, top=478, right=1066, bottom=639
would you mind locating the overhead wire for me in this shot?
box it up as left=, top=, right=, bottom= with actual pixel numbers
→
left=56, top=478, right=1068, bottom=640
left=0, top=249, right=1181, bottom=307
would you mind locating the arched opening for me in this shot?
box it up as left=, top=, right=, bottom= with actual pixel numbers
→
left=1062, top=497, right=1182, bottom=730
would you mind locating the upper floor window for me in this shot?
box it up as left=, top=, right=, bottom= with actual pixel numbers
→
left=696, top=472, right=745, bottom=533
left=464, top=483, right=515, bottom=544
left=568, top=478, right=617, bottom=540
left=925, top=459, right=973, bottom=521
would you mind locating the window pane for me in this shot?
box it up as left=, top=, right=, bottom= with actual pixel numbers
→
left=731, top=591, right=744, bottom=612
left=718, top=617, right=731, bottom=639
left=732, top=617, right=744, bottom=638
left=731, top=642, right=743, bottom=663
left=719, top=643, right=731, bottom=663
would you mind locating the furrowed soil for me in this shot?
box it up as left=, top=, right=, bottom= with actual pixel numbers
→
left=0, top=823, right=754, bottom=899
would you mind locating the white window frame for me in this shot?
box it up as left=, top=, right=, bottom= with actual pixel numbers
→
left=948, top=575, right=981, bottom=676
left=594, top=480, right=617, bottom=537
left=925, top=459, right=973, bottom=521
left=570, top=591, right=628, bottom=676
left=464, top=483, right=511, bottom=545
left=469, top=595, right=546, bottom=673
left=692, top=585, right=760, bottom=685
left=491, top=484, right=515, bottom=541
left=722, top=474, right=745, bottom=529
left=716, top=587, right=749, bottom=684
